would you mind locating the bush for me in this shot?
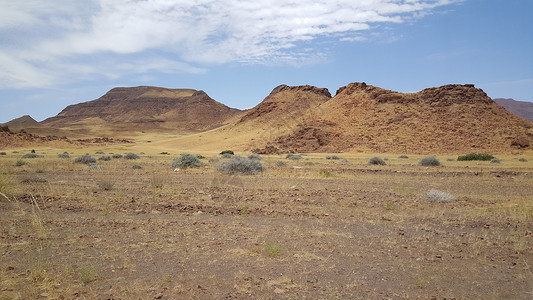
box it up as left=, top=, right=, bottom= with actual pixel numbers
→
left=490, top=158, right=501, bottom=164
left=426, top=190, right=455, bottom=202
left=160, top=152, right=170, bottom=155
left=326, top=155, right=340, bottom=160
left=248, top=154, right=262, bottom=160
left=98, top=181, right=115, bottom=191
left=196, top=154, right=206, bottom=159
left=112, top=154, right=123, bottom=159
left=171, top=153, right=203, bottom=169
left=446, top=158, right=455, bottom=162
left=275, top=161, right=287, bottom=167
left=216, top=156, right=265, bottom=175
left=22, top=153, right=42, bottom=159
left=95, top=151, right=105, bottom=155
left=15, top=160, right=26, bottom=167
left=74, top=155, right=96, bottom=164
left=286, top=154, right=302, bottom=160
left=368, top=157, right=386, bottom=165
left=132, top=164, right=142, bottom=169
left=398, top=155, right=409, bottom=159
left=219, top=150, right=234, bottom=156
left=221, top=153, right=233, bottom=159
left=419, top=156, right=441, bottom=166
left=98, top=155, right=112, bottom=161
left=57, top=152, right=70, bottom=158
left=124, top=153, right=140, bottom=160
left=457, top=153, right=495, bottom=161
left=21, top=176, right=47, bottom=184
left=0, top=152, right=6, bottom=155
left=519, top=158, right=528, bottom=162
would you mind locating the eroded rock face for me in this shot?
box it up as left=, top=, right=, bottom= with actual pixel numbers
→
left=269, top=85, right=332, bottom=98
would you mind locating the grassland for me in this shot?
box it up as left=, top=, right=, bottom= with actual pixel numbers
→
left=1, top=147, right=532, bottom=299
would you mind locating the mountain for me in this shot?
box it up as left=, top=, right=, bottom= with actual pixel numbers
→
left=251, top=83, right=532, bottom=154
left=41, top=86, right=242, bottom=134
left=494, top=98, right=533, bottom=122
left=1, top=115, right=41, bottom=131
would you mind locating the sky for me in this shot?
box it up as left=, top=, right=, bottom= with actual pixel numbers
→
left=1, top=0, right=532, bottom=123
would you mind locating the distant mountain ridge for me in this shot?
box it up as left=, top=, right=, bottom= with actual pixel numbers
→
left=494, top=98, right=533, bottom=122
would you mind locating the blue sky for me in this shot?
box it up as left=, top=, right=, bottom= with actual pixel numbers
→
left=1, top=0, right=532, bottom=123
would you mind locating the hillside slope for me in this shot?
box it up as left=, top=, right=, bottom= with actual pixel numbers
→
left=494, top=98, right=533, bottom=122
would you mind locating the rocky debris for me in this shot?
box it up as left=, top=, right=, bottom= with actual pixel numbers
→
left=511, top=134, right=531, bottom=148
left=0, top=126, right=11, bottom=133
left=269, top=84, right=332, bottom=98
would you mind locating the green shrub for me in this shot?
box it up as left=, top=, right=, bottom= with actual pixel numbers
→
left=21, top=176, right=47, bottom=184
left=22, top=153, right=42, bottom=159
left=132, top=164, right=142, bottom=169
left=219, top=150, right=234, bottom=156
left=74, top=155, right=96, bottom=164
left=171, top=153, right=203, bottom=169
left=519, top=158, right=528, bottom=162
left=31, top=149, right=36, bottom=153
left=98, top=155, right=112, bottom=161
left=95, top=151, right=105, bottom=155
left=15, top=160, right=26, bottom=167
left=286, top=154, right=302, bottom=160
left=398, top=155, right=409, bottom=159
left=368, top=157, right=386, bottom=165
left=326, top=155, right=340, bottom=160
left=112, top=154, right=123, bottom=159
left=275, top=161, right=287, bottom=167
left=457, top=153, right=495, bottom=161
left=419, top=156, right=441, bottom=166
left=216, top=156, right=265, bottom=175
left=0, top=152, right=6, bottom=155
left=57, top=152, right=70, bottom=158
left=124, top=153, right=140, bottom=160
left=196, top=154, right=206, bottom=159
left=160, top=152, right=170, bottom=155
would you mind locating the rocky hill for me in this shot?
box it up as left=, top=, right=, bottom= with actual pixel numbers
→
left=252, top=83, right=532, bottom=154
left=42, top=86, right=242, bottom=133
left=494, top=98, right=533, bottom=122
left=1, top=115, right=41, bottom=131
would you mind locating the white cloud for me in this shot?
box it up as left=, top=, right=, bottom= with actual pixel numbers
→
left=0, top=0, right=462, bottom=89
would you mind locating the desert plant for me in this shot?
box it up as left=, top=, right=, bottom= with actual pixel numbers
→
left=490, top=158, right=501, bottom=164
left=326, top=155, right=340, bottom=160
left=275, top=161, right=287, bottom=167
left=112, top=154, right=123, bottom=159
left=447, top=158, right=455, bottom=161
left=457, top=153, right=495, bottom=161
left=31, top=149, right=36, bottom=153
left=426, top=190, right=455, bottom=202
left=57, top=152, right=70, bottom=158
left=286, top=154, right=302, bottom=160
left=74, top=155, right=96, bottom=164
left=419, top=156, right=441, bottom=166
left=248, top=154, right=262, bottom=160
left=220, top=150, right=234, bottom=156
left=124, top=153, right=140, bottom=160
left=160, top=152, right=170, bottom=155
left=21, top=176, right=48, bottom=184
left=85, top=163, right=99, bottom=169
left=0, top=152, right=6, bottom=155
left=221, top=153, right=233, bottom=159
left=368, top=157, right=386, bottom=165
left=263, top=243, right=283, bottom=257
left=216, top=156, right=265, bottom=175
left=171, top=153, right=203, bottom=169
left=398, top=155, right=409, bottom=159
left=98, top=181, right=115, bottom=191
left=132, top=164, right=142, bottom=169
left=95, top=151, right=105, bottom=154
left=98, top=155, right=112, bottom=161
left=196, top=154, right=206, bottom=159
left=320, top=169, right=334, bottom=177
left=15, top=160, right=26, bottom=167
left=22, top=153, right=42, bottom=159
left=518, top=158, right=528, bottom=162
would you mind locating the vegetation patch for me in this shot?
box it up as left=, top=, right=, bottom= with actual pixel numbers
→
left=419, top=156, right=441, bottom=166
left=112, top=154, right=123, bottom=159
left=286, top=154, right=303, bottom=160
left=457, top=153, right=495, bottom=161
left=57, top=152, right=70, bottom=158
left=326, top=155, right=340, bottom=160
left=74, top=155, right=97, bottom=164
left=21, top=176, right=48, bottom=184
left=171, top=153, right=204, bottom=169
left=217, top=156, right=265, bottom=175
left=22, top=153, right=43, bottom=159
left=219, top=150, right=235, bottom=156
left=98, top=155, right=112, bottom=161
left=398, top=155, right=409, bottom=159
left=15, top=160, right=26, bottom=167
left=368, top=157, right=386, bottom=165
left=124, top=153, right=140, bottom=160
left=426, top=190, right=455, bottom=202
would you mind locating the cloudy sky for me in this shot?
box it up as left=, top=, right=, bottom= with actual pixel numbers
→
left=1, top=0, right=532, bottom=123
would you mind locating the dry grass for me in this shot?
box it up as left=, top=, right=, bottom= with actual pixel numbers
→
left=0, top=148, right=532, bottom=299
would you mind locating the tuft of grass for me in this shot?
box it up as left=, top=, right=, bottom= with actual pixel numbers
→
left=132, top=164, right=142, bottom=169
left=97, top=181, right=115, bottom=191
left=263, top=243, right=283, bottom=257
left=79, top=265, right=97, bottom=284
left=85, top=163, right=99, bottom=169
left=124, top=153, right=140, bottom=160
left=98, top=155, right=112, bottom=161
left=286, top=154, right=303, bottom=160
left=398, top=155, right=409, bottom=159
left=112, top=154, right=123, bottom=159
left=368, top=157, right=386, bottom=165
left=171, top=153, right=204, bottom=169
left=490, top=158, right=501, bottom=164
left=419, top=156, right=441, bottom=166
left=74, top=155, right=96, bottom=164
left=0, top=152, right=6, bottom=155
left=15, top=160, right=26, bottom=167
left=275, top=161, right=287, bottom=167
left=426, top=190, right=455, bottom=202
left=21, top=176, right=48, bottom=184
left=326, top=155, right=340, bottom=160
left=22, top=153, right=43, bottom=159
left=518, top=158, right=528, bottom=162
left=57, top=152, right=70, bottom=158
left=457, top=153, right=495, bottom=161
left=216, top=156, right=265, bottom=175
left=319, top=169, right=334, bottom=178
left=95, top=151, right=105, bottom=155
left=220, top=150, right=235, bottom=156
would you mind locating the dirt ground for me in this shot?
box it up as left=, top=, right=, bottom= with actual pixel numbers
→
left=1, top=150, right=532, bottom=299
